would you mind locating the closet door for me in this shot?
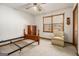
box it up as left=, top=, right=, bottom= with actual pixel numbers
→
left=73, top=4, right=78, bottom=48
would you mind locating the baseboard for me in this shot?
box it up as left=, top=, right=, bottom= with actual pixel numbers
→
left=40, top=37, right=51, bottom=40
left=9, top=36, right=24, bottom=40
left=0, top=36, right=24, bottom=43
left=76, top=52, right=79, bottom=56
left=40, top=37, right=73, bottom=44
left=0, top=36, right=24, bottom=47
left=64, top=41, right=73, bottom=44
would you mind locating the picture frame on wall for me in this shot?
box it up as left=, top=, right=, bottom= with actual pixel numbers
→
left=67, top=17, right=70, bottom=25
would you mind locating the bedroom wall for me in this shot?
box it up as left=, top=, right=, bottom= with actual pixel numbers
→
left=0, top=5, right=35, bottom=41
left=35, top=8, right=73, bottom=43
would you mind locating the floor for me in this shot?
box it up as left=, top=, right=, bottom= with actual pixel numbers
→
left=0, top=39, right=77, bottom=56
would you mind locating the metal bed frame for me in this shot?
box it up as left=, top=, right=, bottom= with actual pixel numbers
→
left=0, top=25, right=39, bottom=56
left=0, top=37, right=36, bottom=56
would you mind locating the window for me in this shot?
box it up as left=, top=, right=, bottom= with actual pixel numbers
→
left=43, top=14, right=64, bottom=32
left=43, top=16, right=52, bottom=32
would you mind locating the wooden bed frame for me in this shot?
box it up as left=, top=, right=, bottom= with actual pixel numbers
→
left=24, top=25, right=40, bottom=45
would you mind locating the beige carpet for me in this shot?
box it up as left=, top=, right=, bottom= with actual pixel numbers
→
left=0, top=39, right=77, bottom=56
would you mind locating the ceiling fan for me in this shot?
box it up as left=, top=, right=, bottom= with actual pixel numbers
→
left=25, top=3, right=45, bottom=11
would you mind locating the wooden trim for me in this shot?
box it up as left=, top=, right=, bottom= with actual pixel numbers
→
left=64, top=41, right=73, bottom=45
left=40, top=36, right=53, bottom=40
left=51, top=13, right=64, bottom=17
left=43, top=24, right=52, bottom=32
left=43, top=17, right=44, bottom=32
left=73, top=3, right=78, bottom=55
left=63, top=14, right=64, bottom=31
left=53, top=14, right=64, bottom=31
left=43, top=13, right=64, bottom=33
left=73, top=3, right=78, bottom=46
left=43, top=16, right=52, bottom=32
left=73, top=3, right=78, bottom=45
left=51, top=16, right=53, bottom=32
left=43, top=16, right=51, bottom=18
left=43, top=13, right=64, bottom=18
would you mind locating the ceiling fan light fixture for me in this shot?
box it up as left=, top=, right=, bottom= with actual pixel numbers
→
left=25, top=3, right=43, bottom=12
left=33, top=6, right=37, bottom=11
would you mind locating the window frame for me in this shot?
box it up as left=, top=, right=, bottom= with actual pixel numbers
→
left=43, top=14, right=64, bottom=33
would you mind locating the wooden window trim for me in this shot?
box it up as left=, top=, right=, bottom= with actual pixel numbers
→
left=43, top=13, right=64, bottom=33
left=43, top=16, right=52, bottom=32
left=43, top=24, right=52, bottom=32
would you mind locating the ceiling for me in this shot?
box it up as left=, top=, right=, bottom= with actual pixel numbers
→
left=0, top=3, right=74, bottom=15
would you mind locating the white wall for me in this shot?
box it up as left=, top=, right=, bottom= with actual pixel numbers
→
left=35, top=8, right=73, bottom=43
left=0, top=5, right=35, bottom=41
left=0, top=5, right=74, bottom=43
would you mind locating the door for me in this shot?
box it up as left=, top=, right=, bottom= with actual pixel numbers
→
left=73, top=4, right=78, bottom=48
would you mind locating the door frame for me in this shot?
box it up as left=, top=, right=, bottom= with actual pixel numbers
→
left=73, top=3, right=78, bottom=54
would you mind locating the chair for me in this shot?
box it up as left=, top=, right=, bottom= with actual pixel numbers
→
left=51, top=31, right=64, bottom=47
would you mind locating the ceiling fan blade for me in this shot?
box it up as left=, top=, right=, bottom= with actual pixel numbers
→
left=41, top=3, right=46, bottom=4
left=37, top=5, right=42, bottom=11
left=25, top=4, right=34, bottom=9
left=25, top=3, right=44, bottom=11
